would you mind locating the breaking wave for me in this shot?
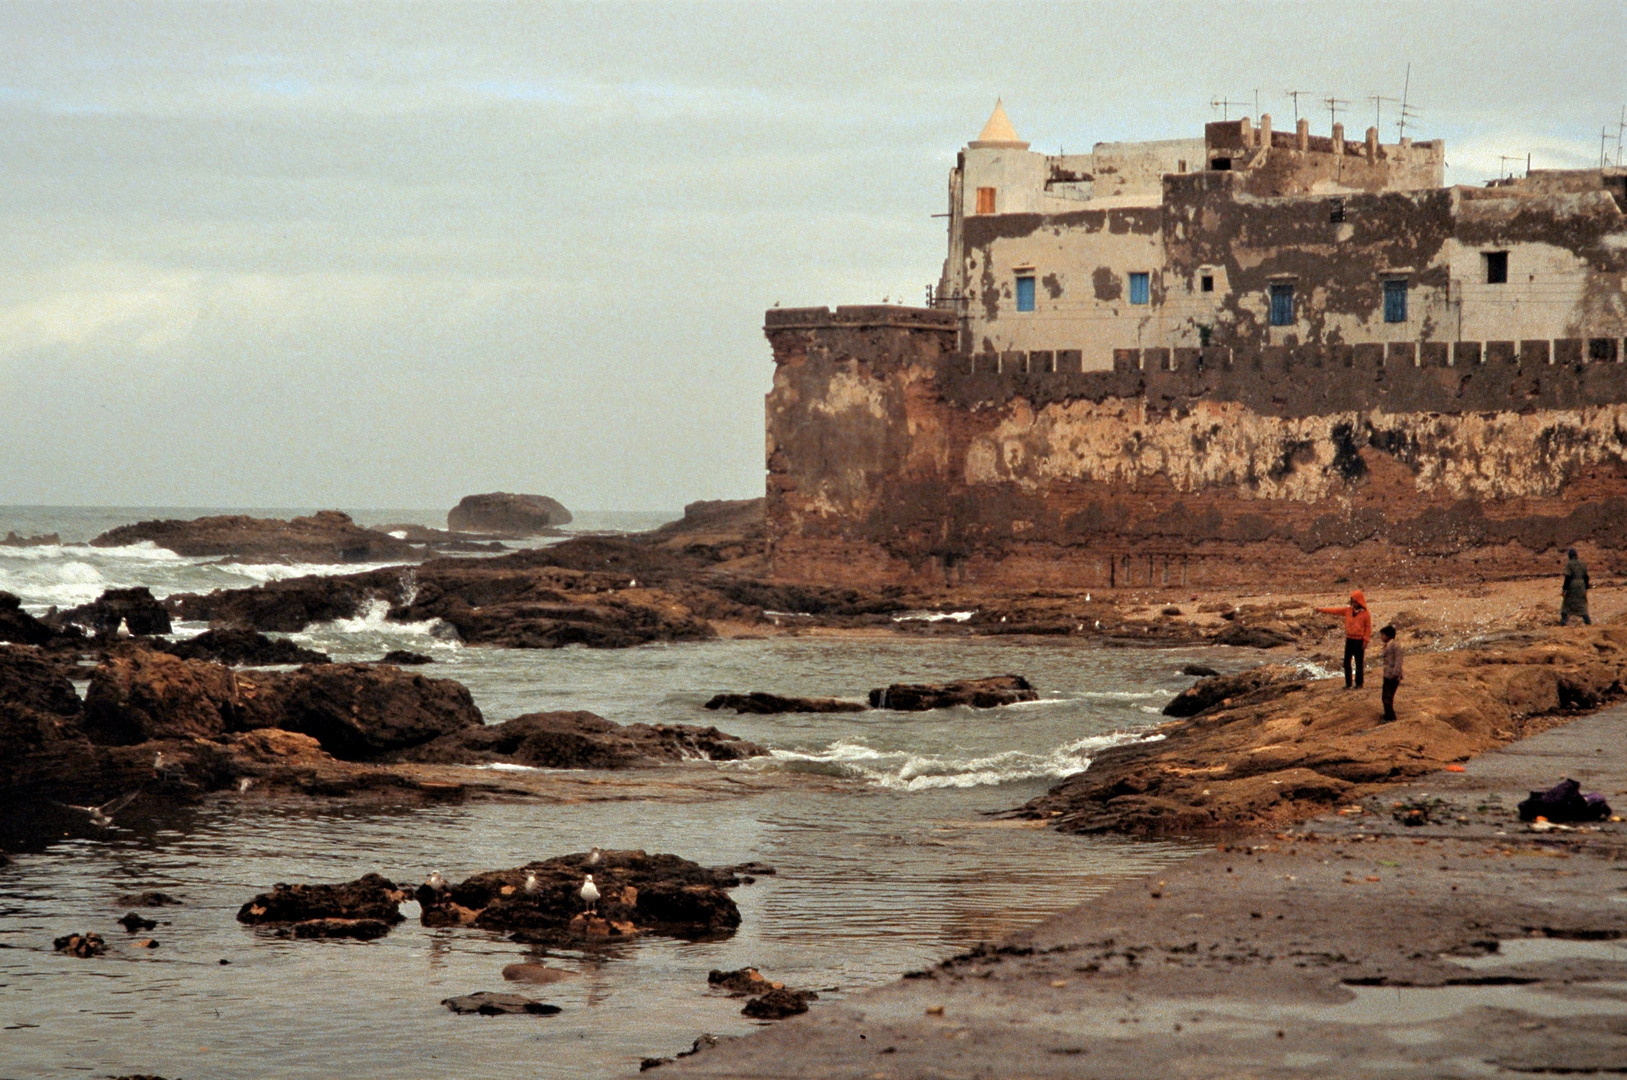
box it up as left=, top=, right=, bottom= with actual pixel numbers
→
left=755, top=730, right=1160, bottom=791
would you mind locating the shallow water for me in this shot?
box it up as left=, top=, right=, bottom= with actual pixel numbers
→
left=0, top=508, right=1237, bottom=1079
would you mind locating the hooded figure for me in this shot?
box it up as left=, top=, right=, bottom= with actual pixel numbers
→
left=1561, top=549, right=1591, bottom=626
left=1317, top=590, right=1373, bottom=689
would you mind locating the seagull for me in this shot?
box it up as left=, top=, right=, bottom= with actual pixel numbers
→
left=236, top=777, right=253, bottom=793
left=587, top=847, right=602, bottom=867
left=426, top=870, right=447, bottom=891
left=523, top=871, right=542, bottom=896
left=578, top=874, right=600, bottom=913
left=115, top=617, right=131, bottom=638
left=153, top=752, right=185, bottom=782
left=64, top=791, right=139, bottom=828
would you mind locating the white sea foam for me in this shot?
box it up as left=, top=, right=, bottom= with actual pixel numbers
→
left=759, top=730, right=1160, bottom=791
left=471, top=762, right=543, bottom=773
left=891, top=610, right=975, bottom=623
left=301, top=597, right=451, bottom=639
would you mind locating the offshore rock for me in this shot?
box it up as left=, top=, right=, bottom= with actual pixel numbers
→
left=427, top=850, right=741, bottom=942
left=236, top=873, right=407, bottom=928
left=1161, top=663, right=1311, bottom=718
left=441, top=991, right=562, bottom=1016
left=274, top=663, right=481, bottom=760
left=708, top=967, right=778, bottom=995
left=868, top=675, right=1038, bottom=711
left=159, top=628, right=331, bottom=666
left=166, top=572, right=395, bottom=632
left=1, top=531, right=58, bottom=546
left=118, top=912, right=158, bottom=932
left=447, top=492, right=573, bottom=535
left=380, top=650, right=432, bottom=665
left=51, top=587, right=172, bottom=636
left=398, top=710, right=763, bottom=769
left=741, top=987, right=817, bottom=1020
left=91, top=511, right=420, bottom=563
left=704, top=692, right=868, bottom=715
left=53, top=931, right=106, bottom=958
left=115, top=891, right=183, bottom=908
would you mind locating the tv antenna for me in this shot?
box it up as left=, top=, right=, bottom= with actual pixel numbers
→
left=1324, top=96, right=1351, bottom=130
left=1396, top=62, right=1420, bottom=140
left=1602, top=126, right=1614, bottom=169
left=1210, top=96, right=1247, bottom=121
left=1284, top=89, right=1310, bottom=123
left=1616, top=105, right=1625, bottom=167
left=1368, top=94, right=1399, bottom=133
left=1497, top=154, right=1526, bottom=180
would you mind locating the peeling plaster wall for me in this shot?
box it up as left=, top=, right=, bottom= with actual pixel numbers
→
left=764, top=310, right=1627, bottom=589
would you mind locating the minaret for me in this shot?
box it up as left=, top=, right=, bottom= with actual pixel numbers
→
left=969, top=99, right=1030, bottom=150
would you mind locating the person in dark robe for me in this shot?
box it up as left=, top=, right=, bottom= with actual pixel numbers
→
left=1561, top=548, right=1591, bottom=626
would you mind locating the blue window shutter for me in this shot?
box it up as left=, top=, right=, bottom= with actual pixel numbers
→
left=1269, top=283, right=1294, bottom=326
left=1128, top=272, right=1149, bottom=305
left=1015, top=276, right=1036, bottom=312
left=1383, top=279, right=1407, bottom=323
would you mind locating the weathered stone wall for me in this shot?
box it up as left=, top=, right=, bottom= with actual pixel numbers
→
left=765, top=307, right=1627, bottom=589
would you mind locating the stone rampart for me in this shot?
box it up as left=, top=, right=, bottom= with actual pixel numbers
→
left=763, top=307, right=1627, bottom=589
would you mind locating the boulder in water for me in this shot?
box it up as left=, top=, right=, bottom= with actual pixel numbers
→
left=1, top=531, right=58, bottom=547
left=236, top=873, right=407, bottom=931
left=741, top=987, right=817, bottom=1019
left=50, top=587, right=172, bottom=636
left=90, top=511, right=420, bottom=563
left=275, top=663, right=481, bottom=760
left=53, top=931, right=106, bottom=957
left=867, top=675, right=1037, bottom=711
left=379, top=650, right=432, bottom=665
left=398, top=710, right=762, bottom=769
left=447, top=493, right=572, bottom=536
left=118, top=912, right=158, bottom=932
left=159, top=628, right=330, bottom=666
left=704, top=692, right=866, bottom=715
left=441, top=991, right=562, bottom=1016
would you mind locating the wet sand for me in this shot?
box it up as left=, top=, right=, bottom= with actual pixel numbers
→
left=666, top=702, right=1627, bottom=1077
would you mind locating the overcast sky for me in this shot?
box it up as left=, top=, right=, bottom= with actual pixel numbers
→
left=1, top=1, right=1622, bottom=511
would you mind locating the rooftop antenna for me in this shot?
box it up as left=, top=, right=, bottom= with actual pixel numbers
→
left=1616, top=105, right=1625, bottom=167
left=1602, top=126, right=1613, bottom=169
left=1323, top=95, right=1351, bottom=130
left=1210, top=96, right=1247, bottom=121
left=1253, top=88, right=1263, bottom=118
left=1396, top=62, right=1419, bottom=140
left=1497, top=154, right=1525, bottom=180
left=1285, top=90, right=1310, bottom=123
left=1368, top=93, right=1399, bottom=134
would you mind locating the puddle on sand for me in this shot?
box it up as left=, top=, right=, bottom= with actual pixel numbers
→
left=1447, top=937, right=1627, bottom=970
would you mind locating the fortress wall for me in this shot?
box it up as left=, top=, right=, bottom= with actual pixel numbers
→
left=765, top=308, right=1627, bottom=589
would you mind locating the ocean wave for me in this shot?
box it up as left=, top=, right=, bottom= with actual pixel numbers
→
left=891, top=610, right=976, bottom=623
left=756, top=730, right=1159, bottom=791
left=294, top=598, right=456, bottom=641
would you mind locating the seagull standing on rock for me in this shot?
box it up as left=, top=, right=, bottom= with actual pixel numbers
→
left=587, top=847, right=602, bottom=867
left=579, top=874, right=600, bottom=914
left=523, top=871, right=542, bottom=896
left=425, top=871, right=447, bottom=892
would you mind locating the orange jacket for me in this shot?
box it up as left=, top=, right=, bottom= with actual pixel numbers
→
left=1317, top=590, right=1372, bottom=643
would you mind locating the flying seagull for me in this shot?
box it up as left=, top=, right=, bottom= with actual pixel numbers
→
left=578, top=874, right=600, bottom=914
left=63, top=791, right=139, bottom=828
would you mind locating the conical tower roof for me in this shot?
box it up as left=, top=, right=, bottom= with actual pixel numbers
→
left=969, top=99, right=1029, bottom=149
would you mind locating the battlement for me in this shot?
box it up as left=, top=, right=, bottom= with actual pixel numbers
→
left=938, top=338, right=1627, bottom=417
left=764, top=305, right=960, bottom=332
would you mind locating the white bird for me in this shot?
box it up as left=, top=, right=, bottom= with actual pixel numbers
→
left=629, top=579, right=638, bottom=589
left=523, top=871, right=542, bottom=896
left=426, top=870, right=447, bottom=892
left=587, top=847, right=602, bottom=867
left=64, top=791, right=139, bottom=828
left=115, top=617, right=131, bottom=638
left=236, top=777, right=253, bottom=793
left=578, top=874, right=600, bottom=912
left=1085, top=593, right=1091, bottom=602
left=153, top=752, right=185, bottom=782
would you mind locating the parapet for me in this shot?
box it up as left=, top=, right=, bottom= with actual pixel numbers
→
left=764, top=305, right=960, bottom=332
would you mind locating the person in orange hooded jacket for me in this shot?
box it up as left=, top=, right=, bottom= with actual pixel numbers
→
left=1317, top=590, right=1373, bottom=689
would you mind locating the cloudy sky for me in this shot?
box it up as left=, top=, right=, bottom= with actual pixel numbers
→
left=1, top=1, right=1622, bottom=512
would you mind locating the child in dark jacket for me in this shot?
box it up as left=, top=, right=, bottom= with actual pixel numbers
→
left=1380, top=625, right=1402, bottom=723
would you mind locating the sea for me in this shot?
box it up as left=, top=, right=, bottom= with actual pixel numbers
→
left=0, top=507, right=1248, bottom=1080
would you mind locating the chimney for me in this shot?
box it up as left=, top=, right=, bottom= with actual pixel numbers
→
left=1365, top=125, right=1379, bottom=162
left=1331, top=122, right=1345, bottom=154
left=1239, top=116, right=1254, bottom=149
left=1260, top=113, right=1273, bottom=151
left=1296, top=117, right=1309, bottom=152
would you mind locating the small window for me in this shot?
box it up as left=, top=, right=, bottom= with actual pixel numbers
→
left=1485, top=251, right=1508, bottom=284
left=1177, top=159, right=1187, bottom=173
left=1128, top=272, right=1150, bottom=305
left=1015, top=275, right=1035, bottom=312
left=1383, top=279, right=1408, bottom=323
left=1211, top=158, right=1232, bottom=171
left=1269, top=282, right=1295, bottom=326
left=1200, top=274, right=1215, bottom=293
left=976, top=187, right=996, bottom=215
left=1329, top=197, right=1345, bottom=224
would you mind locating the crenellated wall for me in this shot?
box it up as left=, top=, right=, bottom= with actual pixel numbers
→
left=764, top=306, right=1627, bottom=589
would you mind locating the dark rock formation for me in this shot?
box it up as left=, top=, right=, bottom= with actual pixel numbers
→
left=447, top=492, right=572, bottom=535
left=424, top=850, right=741, bottom=942
left=51, top=587, right=172, bottom=636
left=501, top=963, right=577, bottom=984
left=371, top=523, right=508, bottom=552
left=0, top=644, right=84, bottom=718
left=380, top=650, right=432, bottom=665
left=91, top=511, right=420, bottom=563
left=1180, top=663, right=1221, bottom=677
left=54, top=931, right=105, bottom=957
left=118, top=912, right=158, bottom=931
left=741, top=987, right=817, bottom=1019
left=116, top=891, right=182, bottom=907
left=708, top=967, right=776, bottom=995
left=275, top=663, right=481, bottom=760
left=83, top=650, right=283, bottom=744
left=704, top=692, right=867, bottom=715
left=287, top=918, right=392, bottom=940
left=0, top=591, right=68, bottom=646
left=867, top=675, right=1038, bottom=711
left=166, top=571, right=394, bottom=632
left=236, top=873, right=407, bottom=929
left=1, top=531, right=58, bottom=546
left=159, top=628, right=330, bottom=666
left=441, top=991, right=561, bottom=1016
left=1162, top=664, right=1311, bottom=718
left=1214, top=623, right=1296, bottom=648
left=398, top=711, right=762, bottom=769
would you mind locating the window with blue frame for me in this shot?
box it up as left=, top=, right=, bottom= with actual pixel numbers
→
left=1269, top=282, right=1295, bottom=326
left=1383, top=279, right=1408, bottom=323
left=1015, top=275, right=1035, bottom=312
left=1128, top=272, right=1150, bottom=305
